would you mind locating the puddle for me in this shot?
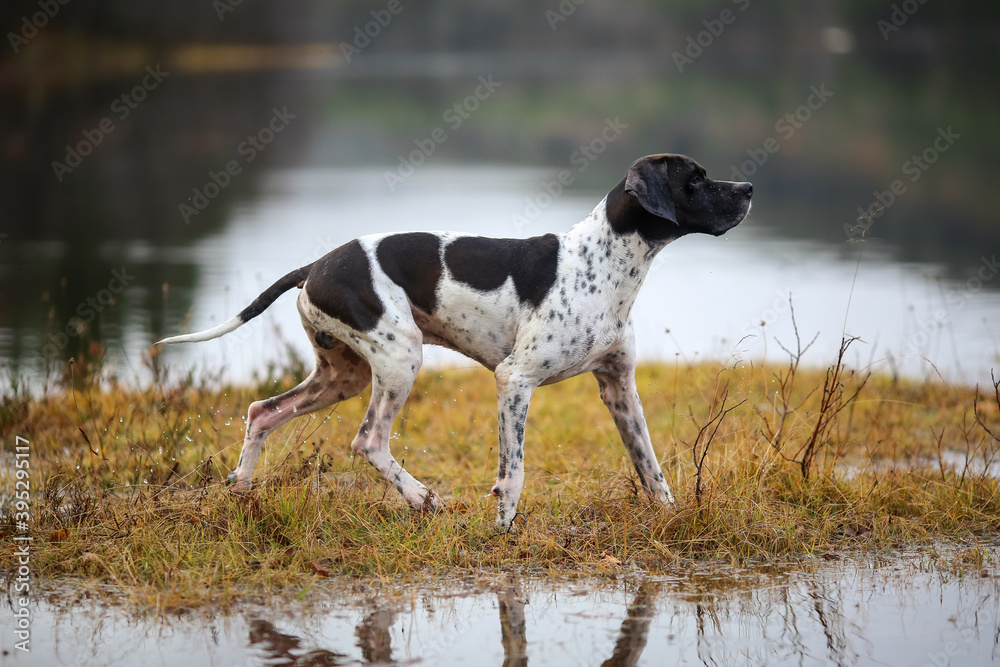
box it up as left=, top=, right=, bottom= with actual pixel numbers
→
left=838, top=449, right=1000, bottom=481
left=3, top=552, right=999, bottom=666
left=937, top=450, right=1000, bottom=479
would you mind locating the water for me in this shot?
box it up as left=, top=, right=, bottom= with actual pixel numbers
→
left=161, top=165, right=1000, bottom=386
left=6, top=163, right=1000, bottom=392
left=2, top=20, right=999, bottom=390
left=4, top=551, right=999, bottom=666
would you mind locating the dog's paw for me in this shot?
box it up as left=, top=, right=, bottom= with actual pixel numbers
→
left=420, top=489, right=446, bottom=513
left=495, top=506, right=522, bottom=534
left=494, top=517, right=519, bottom=536
left=227, top=473, right=252, bottom=493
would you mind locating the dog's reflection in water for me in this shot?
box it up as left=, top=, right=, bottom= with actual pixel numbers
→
left=248, top=617, right=351, bottom=667
left=244, top=581, right=661, bottom=667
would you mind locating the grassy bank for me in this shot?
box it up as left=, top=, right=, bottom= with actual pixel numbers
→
left=1, top=355, right=999, bottom=607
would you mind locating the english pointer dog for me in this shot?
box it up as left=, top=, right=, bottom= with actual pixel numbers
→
left=158, top=154, right=752, bottom=528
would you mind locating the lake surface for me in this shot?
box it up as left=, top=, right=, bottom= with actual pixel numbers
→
left=3, top=548, right=998, bottom=666
left=2, top=21, right=999, bottom=391
left=6, top=164, right=1000, bottom=390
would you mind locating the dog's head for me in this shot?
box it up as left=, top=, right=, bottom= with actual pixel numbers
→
left=606, top=154, right=752, bottom=243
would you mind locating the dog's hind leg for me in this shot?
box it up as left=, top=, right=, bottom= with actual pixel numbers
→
left=349, top=325, right=443, bottom=511
left=229, top=339, right=371, bottom=490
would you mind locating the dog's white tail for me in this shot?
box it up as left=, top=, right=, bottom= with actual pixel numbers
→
left=155, top=262, right=314, bottom=346
left=155, top=315, right=244, bottom=345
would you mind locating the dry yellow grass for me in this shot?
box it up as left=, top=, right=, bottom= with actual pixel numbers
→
left=1, top=353, right=999, bottom=607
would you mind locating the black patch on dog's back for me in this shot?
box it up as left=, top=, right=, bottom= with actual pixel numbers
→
left=375, top=233, right=442, bottom=314
left=511, top=234, right=561, bottom=307
left=305, top=240, right=384, bottom=332
left=444, top=234, right=560, bottom=308
left=444, top=237, right=509, bottom=292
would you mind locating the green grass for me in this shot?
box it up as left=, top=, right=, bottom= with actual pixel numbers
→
left=1, top=354, right=999, bottom=608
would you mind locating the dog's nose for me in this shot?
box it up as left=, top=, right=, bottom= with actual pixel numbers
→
left=738, top=182, right=753, bottom=197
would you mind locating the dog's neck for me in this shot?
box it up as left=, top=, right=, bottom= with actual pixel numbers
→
left=562, top=187, right=673, bottom=319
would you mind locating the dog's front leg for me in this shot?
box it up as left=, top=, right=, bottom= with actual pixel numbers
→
left=491, top=362, right=539, bottom=529
left=593, top=368, right=675, bottom=506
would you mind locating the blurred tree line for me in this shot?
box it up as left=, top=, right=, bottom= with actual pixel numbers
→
left=0, top=0, right=996, bottom=250
left=1, top=0, right=995, bottom=52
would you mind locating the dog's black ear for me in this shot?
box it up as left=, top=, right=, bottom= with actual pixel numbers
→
left=624, top=157, right=677, bottom=224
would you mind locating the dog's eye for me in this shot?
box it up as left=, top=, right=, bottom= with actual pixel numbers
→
left=689, top=172, right=705, bottom=187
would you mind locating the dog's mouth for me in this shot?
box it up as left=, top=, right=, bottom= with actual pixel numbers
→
left=706, top=183, right=752, bottom=236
